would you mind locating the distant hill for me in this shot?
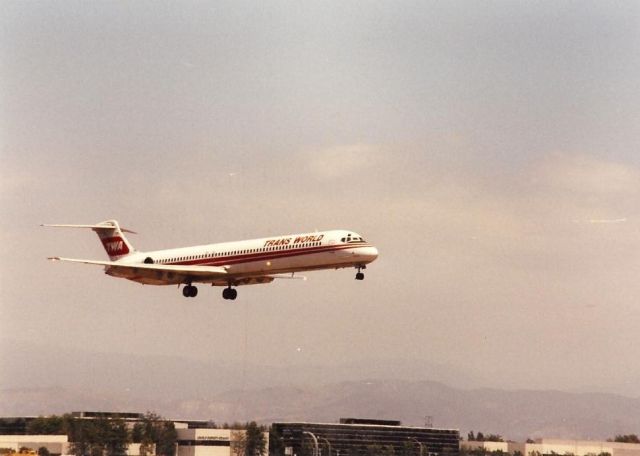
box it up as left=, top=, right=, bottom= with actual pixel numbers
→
left=2, top=380, right=640, bottom=441
left=2, top=340, right=640, bottom=440
left=166, top=380, right=640, bottom=441
left=0, top=339, right=484, bottom=401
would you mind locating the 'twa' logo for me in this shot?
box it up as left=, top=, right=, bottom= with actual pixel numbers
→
left=101, top=236, right=129, bottom=256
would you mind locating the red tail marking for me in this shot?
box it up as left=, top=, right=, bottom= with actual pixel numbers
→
left=101, top=236, right=129, bottom=256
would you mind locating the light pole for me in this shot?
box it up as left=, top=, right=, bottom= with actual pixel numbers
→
left=320, top=438, right=332, bottom=456
left=410, top=438, right=424, bottom=456
left=303, top=431, right=319, bottom=456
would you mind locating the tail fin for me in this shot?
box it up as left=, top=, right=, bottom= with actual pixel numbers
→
left=42, top=219, right=136, bottom=261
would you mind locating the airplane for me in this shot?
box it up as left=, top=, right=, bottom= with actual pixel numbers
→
left=43, top=220, right=379, bottom=300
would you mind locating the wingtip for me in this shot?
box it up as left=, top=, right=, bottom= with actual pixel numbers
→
left=47, top=256, right=61, bottom=261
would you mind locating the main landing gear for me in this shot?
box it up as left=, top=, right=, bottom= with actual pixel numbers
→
left=222, top=286, right=238, bottom=300
left=182, top=284, right=237, bottom=300
left=182, top=284, right=198, bottom=298
left=355, top=265, right=366, bottom=281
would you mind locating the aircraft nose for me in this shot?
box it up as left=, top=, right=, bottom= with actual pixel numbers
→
left=361, top=246, right=379, bottom=262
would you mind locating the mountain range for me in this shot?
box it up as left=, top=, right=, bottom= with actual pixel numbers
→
left=2, top=340, right=639, bottom=441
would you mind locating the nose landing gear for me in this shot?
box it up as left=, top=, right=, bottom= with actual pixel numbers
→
left=355, top=265, right=366, bottom=280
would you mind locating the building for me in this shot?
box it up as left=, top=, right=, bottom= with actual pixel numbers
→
left=272, top=418, right=460, bottom=456
left=0, top=435, right=68, bottom=456
left=175, top=426, right=268, bottom=456
left=0, top=414, right=271, bottom=456
left=0, top=434, right=148, bottom=456
left=462, top=439, right=640, bottom=456
left=0, top=413, right=152, bottom=456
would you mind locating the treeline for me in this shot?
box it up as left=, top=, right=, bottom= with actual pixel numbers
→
left=25, top=413, right=176, bottom=456
left=609, top=435, right=640, bottom=444
left=467, top=432, right=504, bottom=442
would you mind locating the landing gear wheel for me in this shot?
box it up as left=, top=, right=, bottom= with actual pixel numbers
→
left=355, top=272, right=365, bottom=280
left=222, top=287, right=238, bottom=300
left=183, top=285, right=198, bottom=298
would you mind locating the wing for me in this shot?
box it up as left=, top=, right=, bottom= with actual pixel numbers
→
left=48, top=257, right=228, bottom=285
left=48, top=258, right=306, bottom=287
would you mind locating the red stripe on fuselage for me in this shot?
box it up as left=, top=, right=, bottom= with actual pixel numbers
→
left=167, top=242, right=371, bottom=267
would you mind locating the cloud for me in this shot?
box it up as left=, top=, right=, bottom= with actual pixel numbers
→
left=306, top=144, right=384, bottom=179
left=532, top=154, right=640, bottom=196
left=587, top=218, right=627, bottom=224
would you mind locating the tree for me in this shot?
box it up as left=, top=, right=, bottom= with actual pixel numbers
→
left=67, top=416, right=130, bottom=456
left=37, top=448, right=51, bottom=456
left=136, top=413, right=177, bottom=456
left=267, top=426, right=284, bottom=456
left=244, top=422, right=266, bottom=456
left=0, top=419, right=30, bottom=435
left=468, top=432, right=503, bottom=443
left=485, top=435, right=504, bottom=443
left=613, top=435, right=640, bottom=444
left=231, top=430, right=246, bottom=456
left=27, top=416, right=67, bottom=435
left=104, top=418, right=128, bottom=456
left=67, top=417, right=93, bottom=456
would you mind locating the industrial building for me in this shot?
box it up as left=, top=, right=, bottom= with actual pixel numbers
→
left=462, top=439, right=640, bottom=456
left=272, top=418, right=460, bottom=456
left=0, top=413, right=267, bottom=456
left=0, top=434, right=147, bottom=456
left=0, top=413, right=152, bottom=456
left=175, top=426, right=269, bottom=456
left=0, top=435, right=68, bottom=456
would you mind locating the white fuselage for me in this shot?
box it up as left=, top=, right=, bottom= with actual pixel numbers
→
left=112, top=229, right=378, bottom=286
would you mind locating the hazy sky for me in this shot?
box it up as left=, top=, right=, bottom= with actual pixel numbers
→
left=2, top=1, right=639, bottom=398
